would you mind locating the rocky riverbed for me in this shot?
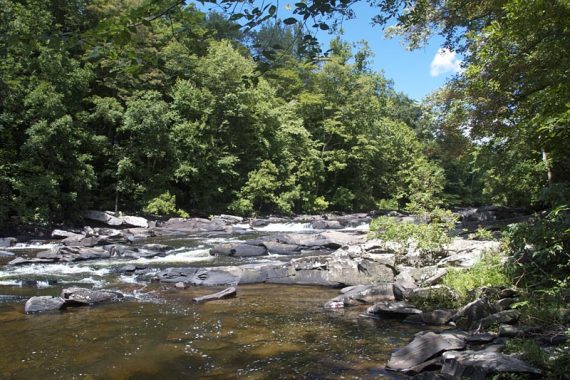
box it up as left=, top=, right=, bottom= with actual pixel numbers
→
left=1, top=207, right=553, bottom=378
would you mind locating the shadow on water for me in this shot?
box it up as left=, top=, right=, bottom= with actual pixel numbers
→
left=0, top=284, right=418, bottom=379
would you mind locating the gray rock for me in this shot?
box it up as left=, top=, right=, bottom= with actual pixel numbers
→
left=157, top=267, right=240, bottom=286
left=51, top=229, right=83, bottom=239
left=0, top=237, right=17, bottom=247
left=122, top=215, right=148, bottom=228
left=310, top=220, right=343, bottom=229
left=454, top=298, right=495, bottom=328
left=61, top=287, right=122, bottom=305
left=404, top=309, right=456, bottom=325
left=193, top=286, right=237, bottom=302
left=0, top=250, right=15, bottom=258
left=155, top=218, right=227, bottom=234
left=62, top=235, right=109, bottom=247
left=84, top=210, right=123, bottom=226
left=387, top=331, right=466, bottom=372
left=211, top=215, right=244, bottom=224
left=441, top=350, right=541, bottom=379
left=175, top=282, right=187, bottom=289
left=471, top=310, right=520, bottom=331
left=495, top=297, right=516, bottom=311
left=8, top=257, right=56, bottom=265
left=367, top=301, right=422, bottom=319
left=250, top=219, right=269, bottom=227
left=262, top=241, right=300, bottom=255
left=465, top=333, right=496, bottom=344
left=25, top=296, right=65, bottom=313
left=324, top=284, right=398, bottom=308
left=210, top=243, right=267, bottom=257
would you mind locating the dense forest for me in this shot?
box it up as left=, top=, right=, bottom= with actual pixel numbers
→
left=0, top=0, right=568, bottom=224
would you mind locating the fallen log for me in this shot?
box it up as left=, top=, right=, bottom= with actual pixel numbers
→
left=193, top=286, right=237, bottom=303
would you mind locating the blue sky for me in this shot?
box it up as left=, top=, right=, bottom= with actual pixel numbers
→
left=193, top=1, right=462, bottom=101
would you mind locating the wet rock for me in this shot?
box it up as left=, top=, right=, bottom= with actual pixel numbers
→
left=62, top=235, right=110, bottom=247
left=140, top=244, right=172, bottom=253
left=471, top=310, right=520, bottom=331
left=250, top=219, right=269, bottom=227
left=8, top=257, right=56, bottom=265
left=193, top=286, right=237, bottom=302
left=441, top=350, right=541, bottom=379
left=367, top=301, right=422, bottom=319
left=25, top=296, right=65, bottom=313
left=275, top=231, right=365, bottom=250
left=84, top=210, right=123, bottom=226
left=261, top=241, right=300, bottom=255
left=0, top=237, right=17, bottom=247
left=36, top=250, right=63, bottom=260
left=310, top=220, right=343, bottom=229
left=123, top=228, right=155, bottom=240
left=61, top=287, right=122, bottom=306
left=175, top=282, right=187, bottom=289
left=0, top=250, right=15, bottom=258
left=386, top=331, right=466, bottom=372
left=210, top=243, right=267, bottom=257
left=155, top=218, right=227, bottom=234
left=324, top=284, right=399, bottom=308
left=157, top=267, right=240, bottom=286
left=404, top=309, right=456, bottom=325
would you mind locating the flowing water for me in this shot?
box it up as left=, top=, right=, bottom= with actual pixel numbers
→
left=0, top=222, right=418, bottom=379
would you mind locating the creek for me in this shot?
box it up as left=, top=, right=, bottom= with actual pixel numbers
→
left=0, top=222, right=418, bottom=379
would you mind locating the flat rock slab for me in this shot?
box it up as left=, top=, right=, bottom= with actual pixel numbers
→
left=210, top=243, right=267, bottom=257
left=25, top=296, right=66, bottom=314
left=0, top=250, right=15, bottom=258
left=193, top=286, right=237, bottom=302
left=404, top=309, right=456, bottom=325
left=387, top=331, right=466, bottom=372
left=441, top=350, right=541, bottom=379
left=367, top=301, right=422, bottom=319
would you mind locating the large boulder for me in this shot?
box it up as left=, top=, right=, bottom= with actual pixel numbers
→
left=386, top=331, right=466, bottom=372
left=84, top=210, right=123, bottom=226
left=51, top=229, right=83, bottom=239
left=441, top=350, right=541, bottom=379
left=155, top=218, right=227, bottom=235
left=310, top=220, right=343, bottom=230
left=367, top=301, right=422, bottom=319
left=61, top=287, right=122, bottom=306
left=25, top=296, right=66, bottom=314
left=156, top=267, right=241, bottom=286
left=0, top=237, right=17, bottom=248
left=453, top=298, right=495, bottom=328
left=122, top=215, right=148, bottom=228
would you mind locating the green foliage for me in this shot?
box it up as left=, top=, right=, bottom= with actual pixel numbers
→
left=143, top=192, right=188, bottom=218
left=442, top=253, right=509, bottom=303
left=470, top=227, right=495, bottom=241
left=503, top=206, right=570, bottom=289
left=369, top=208, right=457, bottom=255
left=504, top=339, right=548, bottom=369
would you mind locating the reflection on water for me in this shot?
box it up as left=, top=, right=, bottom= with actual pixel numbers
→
left=0, top=284, right=416, bottom=379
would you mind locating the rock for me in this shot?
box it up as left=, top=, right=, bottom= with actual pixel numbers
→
left=499, top=288, right=518, bottom=298
left=250, top=219, right=269, bottom=227
left=465, top=333, right=496, bottom=344
left=387, top=331, right=466, bottom=372
left=440, top=239, right=501, bottom=268
left=193, top=286, right=237, bottom=302
left=210, top=243, right=267, bottom=257
left=471, top=310, right=520, bottom=331
left=61, top=287, right=122, bottom=306
left=155, top=218, right=227, bottom=234
left=36, top=250, right=63, bottom=260
left=211, top=215, right=244, bottom=224
left=395, top=271, right=417, bottom=290
left=84, top=210, right=123, bottom=226
left=367, top=301, right=422, bottom=319
left=453, top=298, right=495, bottom=328
left=398, top=266, right=447, bottom=287
left=175, top=282, right=187, bottom=289
left=51, top=229, right=83, bottom=239
left=275, top=231, right=365, bottom=250
left=441, top=350, right=541, bottom=379
left=62, top=235, right=109, bottom=247
left=0, top=250, right=15, bottom=258
left=408, top=285, right=458, bottom=306
left=494, top=298, right=516, bottom=311
left=122, top=215, right=148, bottom=228
left=324, top=284, right=398, bottom=308
left=25, top=296, right=65, bottom=313
left=140, top=244, right=171, bottom=253
left=404, top=309, right=456, bottom=325
left=0, top=237, right=17, bottom=247
left=8, top=257, right=55, bottom=265
left=498, top=325, right=540, bottom=338
left=411, top=372, right=454, bottom=380
left=310, top=220, right=343, bottom=229
left=261, top=241, right=300, bottom=255
left=156, top=267, right=240, bottom=286
left=534, top=334, right=567, bottom=346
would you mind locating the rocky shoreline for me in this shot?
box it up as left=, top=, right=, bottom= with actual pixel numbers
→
left=2, top=207, right=556, bottom=378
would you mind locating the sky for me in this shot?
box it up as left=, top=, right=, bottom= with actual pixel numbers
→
left=193, top=1, right=463, bottom=101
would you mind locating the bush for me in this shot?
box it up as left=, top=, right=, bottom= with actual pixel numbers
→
left=143, top=192, right=189, bottom=218
left=442, top=253, right=510, bottom=303
left=369, top=207, right=457, bottom=256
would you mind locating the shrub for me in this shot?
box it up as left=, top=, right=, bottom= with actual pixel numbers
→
left=143, top=192, right=189, bottom=218
left=369, top=207, right=457, bottom=256
left=442, top=253, right=510, bottom=303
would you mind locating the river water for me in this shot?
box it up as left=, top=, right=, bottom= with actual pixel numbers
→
left=0, top=222, right=418, bottom=379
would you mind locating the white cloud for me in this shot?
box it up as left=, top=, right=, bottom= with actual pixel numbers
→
left=430, top=48, right=462, bottom=77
